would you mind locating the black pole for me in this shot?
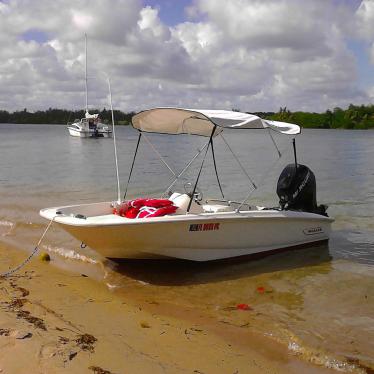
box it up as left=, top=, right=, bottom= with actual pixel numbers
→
left=211, top=140, right=224, bottom=199
left=123, top=132, right=142, bottom=200
left=187, top=126, right=217, bottom=212
left=292, top=138, right=298, bottom=169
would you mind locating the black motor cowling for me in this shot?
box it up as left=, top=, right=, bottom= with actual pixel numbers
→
left=277, top=164, right=327, bottom=216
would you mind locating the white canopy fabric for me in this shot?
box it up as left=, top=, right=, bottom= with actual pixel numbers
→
left=132, top=108, right=300, bottom=137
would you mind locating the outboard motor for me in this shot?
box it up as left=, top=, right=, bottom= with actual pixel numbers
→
left=277, top=164, right=327, bottom=216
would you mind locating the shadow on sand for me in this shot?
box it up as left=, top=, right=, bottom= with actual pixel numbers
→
left=107, top=243, right=332, bottom=286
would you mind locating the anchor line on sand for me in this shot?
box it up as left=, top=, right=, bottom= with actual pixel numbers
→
left=0, top=217, right=56, bottom=278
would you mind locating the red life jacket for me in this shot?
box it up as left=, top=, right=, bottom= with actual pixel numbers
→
left=113, top=199, right=176, bottom=219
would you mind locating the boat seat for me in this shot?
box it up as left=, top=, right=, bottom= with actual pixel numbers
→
left=202, top=204, right=233, bottom=213
left=169, top=193, right=204, bottom=214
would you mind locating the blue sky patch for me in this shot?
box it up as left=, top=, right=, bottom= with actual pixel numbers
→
left=142, top=0, right=192, bottom=26
left=347, top=39, right=374, bottom=88
left=21, top=29, right=49, bottom=44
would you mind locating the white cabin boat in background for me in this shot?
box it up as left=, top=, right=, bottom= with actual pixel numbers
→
left=67, top=34, right=112, bottom=138
left=67, top=112, right=112, bottom=138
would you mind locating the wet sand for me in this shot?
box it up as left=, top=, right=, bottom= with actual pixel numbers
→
left=0, top=244, right=339, bottom=374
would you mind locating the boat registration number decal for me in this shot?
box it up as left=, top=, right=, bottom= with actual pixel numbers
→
left=303, top=227, right=324, bottom=235
left=189, top=223, right=220, bottom=232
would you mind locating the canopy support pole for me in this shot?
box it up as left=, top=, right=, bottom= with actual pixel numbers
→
left=211, top=140, right=224, bottom=199
left=267, top=128, right=281, bottom=158
left=163, top=140, right=210, bottom=196
left=187, top=126, right=217, bottom=213
left=235, top=142, right=291, bottom=212
left=123, top=132, right=142, bottom=201
left=292, top=138, right=298, bottom=169
left=220, top=134, right=257, bottom=190
left=143, top=134, right=177, bottom=178
left=235, top=187, right=257, bottom=213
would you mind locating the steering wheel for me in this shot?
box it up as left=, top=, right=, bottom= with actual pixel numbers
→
left=184, top=182, right=203, bottom=202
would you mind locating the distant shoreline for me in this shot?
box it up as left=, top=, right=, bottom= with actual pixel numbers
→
left=0, top=122, right=130, bottom=126
left=1, top=103, right=373, bottom=129
left=1, top=122, right=373, bottom=129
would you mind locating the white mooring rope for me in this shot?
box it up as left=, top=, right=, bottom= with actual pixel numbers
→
left=0, top=217, right=55, bottom=278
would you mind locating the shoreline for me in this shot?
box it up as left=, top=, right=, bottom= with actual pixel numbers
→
left=0, top=244, right=339, bottom=374
left=1, top=122, right=373, bottom=130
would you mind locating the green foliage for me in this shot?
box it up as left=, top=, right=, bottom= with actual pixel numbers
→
left=257, top=103, right=374, bottom=130
left=1, top=104, right=374, bottom=129
left=0, top=108, right=135, bottom=125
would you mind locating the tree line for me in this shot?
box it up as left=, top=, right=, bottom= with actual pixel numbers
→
left=0, top=104, right=373, bottom=129
left=257, top=104, right=374, bottom=130
left=0, top=108, right=135, bottom=125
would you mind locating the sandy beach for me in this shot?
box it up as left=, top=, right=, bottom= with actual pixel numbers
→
left=0, top=243, right=341, bottom=374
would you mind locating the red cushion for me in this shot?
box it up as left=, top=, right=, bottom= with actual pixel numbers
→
left=124, top=207, right=139, bottom=218
left=130, top=198, right=173, bottom=209
left=138, top=205, right=177, bottom=218
left=114, top=198, right=176, bottom=219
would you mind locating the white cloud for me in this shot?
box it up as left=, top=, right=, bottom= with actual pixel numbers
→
left=356, top=0, right=374, bottom=39
left=72, top=12, right=94, bottom=30
left=171, top=0, right=366, bottom=111
left=192, top=0, right=326, bottom=51
left=0, top=0, right=372, bottom=113
left=138, top=6, right=169, bottom=38
left=356, top=0, right=374, bottom=66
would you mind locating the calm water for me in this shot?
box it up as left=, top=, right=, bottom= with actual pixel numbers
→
left=0, top=124, right=373, bottom=371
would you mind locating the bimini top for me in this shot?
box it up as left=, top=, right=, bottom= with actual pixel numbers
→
left=132, top=108, right=300, bottom=137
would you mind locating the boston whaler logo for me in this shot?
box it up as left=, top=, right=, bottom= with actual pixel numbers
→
left=189, top=223, right=220, bottom=232
left=303, top=226, right=324, bottom=235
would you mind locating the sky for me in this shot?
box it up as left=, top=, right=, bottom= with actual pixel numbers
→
left=0, top=0, right=374, bottom=113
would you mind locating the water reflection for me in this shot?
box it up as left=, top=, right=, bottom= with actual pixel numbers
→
left=330, top=229, right=374, bottom=265
left=108, top=244, right=332, bottom=286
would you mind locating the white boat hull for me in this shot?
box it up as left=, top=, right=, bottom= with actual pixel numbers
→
left=40, top=202, right=333, bottom=261
left=67, top=127, right=112, bottom=138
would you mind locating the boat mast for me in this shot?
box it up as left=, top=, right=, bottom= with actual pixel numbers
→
left=85, top=34, right=88, bottom=114
left=106, top=75, right=121, bottom=203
